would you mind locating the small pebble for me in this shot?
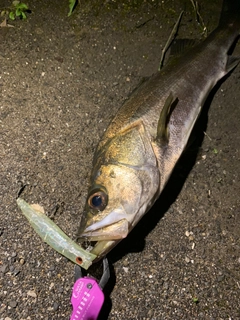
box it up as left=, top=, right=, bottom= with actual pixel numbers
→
left=8, top=300, right=17, bottom=308
left=123, top=259, right=128, bottom=267
left=49, top=282, right=54, bottom=290
left=163, top=282, right=169, bottom=290
left=217, top=275, right=225, bottom=282
left=27, top=290, right=37, bottom=298
left=9, top=266, right=15, bottom=272
left=0, top=264, right=8, bottom=273
left=13, top=269, right=20, bottom=276
left=57, top=286, right=64, bottom=293
left=0, top=304, right=7, bottom=312
left=123, top=267, right=129, bottom=273
left=147, top=309, right=154, bottom=316
left=53, top=302, right=59, bottom=311
left=19, top=258, right=25, bottom=265
left=212, top=287, right=218, bottom=296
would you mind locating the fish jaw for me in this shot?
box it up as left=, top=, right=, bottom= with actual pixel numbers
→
left=80, top=211, right=130, bottom=241
left=90, top=240, right=121, bottom=260
left=78, top=206, right=132, bottom=259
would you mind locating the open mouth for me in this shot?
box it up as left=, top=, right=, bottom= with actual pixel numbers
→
left=79, top=219, right=129, bottom=259
left=80, top=218, right=129, bottom=241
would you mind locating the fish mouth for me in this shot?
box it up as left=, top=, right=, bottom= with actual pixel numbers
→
left=81, top=218, right=129, bottom=240
left=79, top=218, right=129, bottom=259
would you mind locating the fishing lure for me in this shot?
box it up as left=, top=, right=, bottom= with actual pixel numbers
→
left=17, top=198, right=96, bottom=270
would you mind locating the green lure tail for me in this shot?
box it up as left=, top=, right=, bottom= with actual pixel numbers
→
left=17, top=198, right=96, bottom=270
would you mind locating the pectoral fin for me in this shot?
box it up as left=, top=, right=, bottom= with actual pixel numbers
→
left=156, top=92, right=178, bottom=144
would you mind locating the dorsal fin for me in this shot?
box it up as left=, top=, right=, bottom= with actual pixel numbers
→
left=161, top=39, right=199, bottom=68
left=169, top=39, right=198, bottom=57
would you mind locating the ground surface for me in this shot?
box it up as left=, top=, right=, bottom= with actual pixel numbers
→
left=0, top=0, right=240, bottom=319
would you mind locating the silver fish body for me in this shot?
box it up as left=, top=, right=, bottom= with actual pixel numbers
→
left=78, top=0, right=240, bottom=259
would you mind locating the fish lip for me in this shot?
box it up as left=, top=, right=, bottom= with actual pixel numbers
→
left=80, top=218, right=129, bottom=241
left=83, top=208, right=127, bottom=233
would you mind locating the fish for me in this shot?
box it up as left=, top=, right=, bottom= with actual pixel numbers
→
left=78, top=0, right=240, bottom=260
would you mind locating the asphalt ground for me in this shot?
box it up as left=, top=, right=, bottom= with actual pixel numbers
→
left=1, top=0, right=239, bottom=319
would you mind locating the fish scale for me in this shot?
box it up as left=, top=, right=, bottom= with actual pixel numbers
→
left=78, top=0, right=240, bottom=260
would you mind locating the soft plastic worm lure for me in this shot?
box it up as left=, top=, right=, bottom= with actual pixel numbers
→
left=17, top=198, right=96, bottom=270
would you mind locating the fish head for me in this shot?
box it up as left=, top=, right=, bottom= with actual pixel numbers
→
left=78, top=161, right=159, bottom=259
left=78, top=123, right=160, bottom=259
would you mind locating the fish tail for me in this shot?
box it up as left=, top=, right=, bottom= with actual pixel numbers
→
left=219, top=0, right=240, bottom=30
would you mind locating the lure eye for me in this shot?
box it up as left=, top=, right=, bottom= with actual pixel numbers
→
left=88, top=189, right=108, bottom=211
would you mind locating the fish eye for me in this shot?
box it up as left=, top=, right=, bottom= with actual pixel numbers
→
left=87, top=188, right=108, bottom=211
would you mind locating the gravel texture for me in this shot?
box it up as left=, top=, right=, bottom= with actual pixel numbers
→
left=1, top=0, right=240, bottom=319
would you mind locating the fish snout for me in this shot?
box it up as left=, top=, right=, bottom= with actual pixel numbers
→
left=78, top=209, right=130, bottom=241
left=80, top=219, right=129, bottom=241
